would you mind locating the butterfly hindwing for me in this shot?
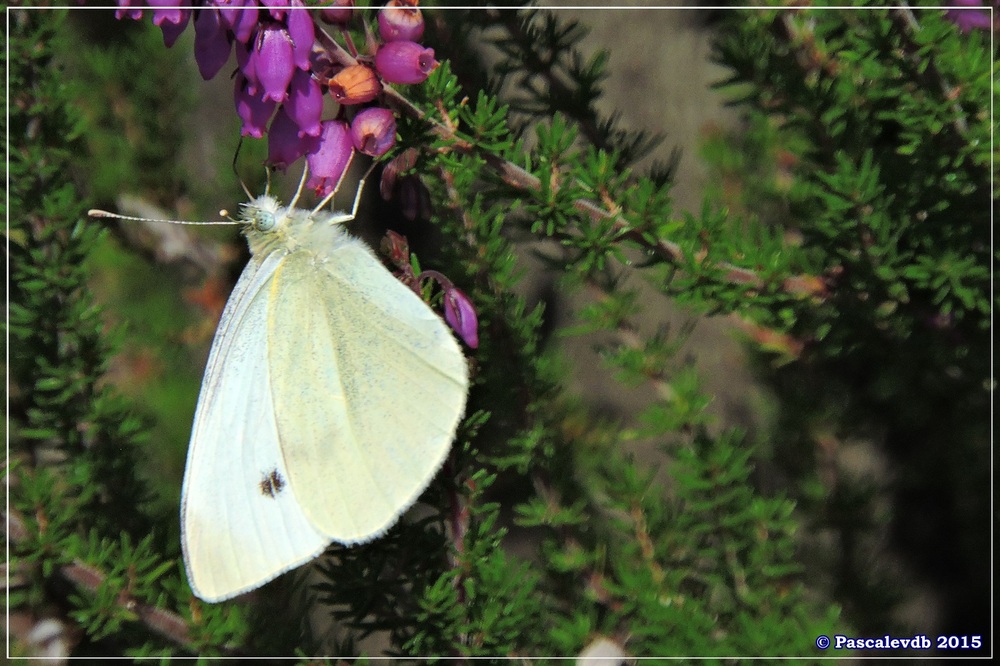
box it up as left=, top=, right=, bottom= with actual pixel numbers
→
left=267, top=236, right=469, bottom=543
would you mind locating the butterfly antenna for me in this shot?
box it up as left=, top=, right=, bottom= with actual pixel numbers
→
left=88, top=209, right=238, bottom=226
left=289, top=162, right=310, bottom=210
left=263, top=166, right=273, bottom=197
left=233, top=138, right=253, bottom=199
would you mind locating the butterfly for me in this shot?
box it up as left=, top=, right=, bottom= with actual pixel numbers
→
left=93, top=173, right=469, bottom=601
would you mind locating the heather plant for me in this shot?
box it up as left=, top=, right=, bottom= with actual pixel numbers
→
left=7, top=2, right=991, bottom=661
left=705, top=3, right=992, bottom=643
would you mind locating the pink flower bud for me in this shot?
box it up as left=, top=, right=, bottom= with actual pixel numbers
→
left=443, top=287, right=479, bottom=349
left=380, top=231, right=420, bottom=290
left=379, top=148, right=418, bottom=200
left=381, top=151, right=430, bottom=220
left=234, top=74, right=276, bottom=138
left=268, top=107, right=319, bottom=170
left=397, top=175, right=431, bottom=223
left=374, top=40, right=438, bottom=85
left=262, top=0, right=289, bottom=20
left=328, top=64, right=381, bottom=105
left=148, top=1, right=191, bottom=47
left=256, top=24, right=296, bottom=102
left=350, top=107, right=396, bottom=157
left=148, top=1, right=188, bottom=27
left=115, top=0, right=144, bottom=21
left=285, top=70, right=323, bottom=138
left=381, top=230, right=410, bottom=268
left=235, top=39, right=259, bottom=94
left=319, top=0, right=355, bottom=25
left=378, top=0, right=425, bottom=43
left=945, top=0, right=994, bottom=32
left=306, top=120, right=355, bottom=197
left=194, top=9, right=232, bottom=81
left=217, top=3, right=259, bottom=44
left=287, top=1, right=315, bottom=71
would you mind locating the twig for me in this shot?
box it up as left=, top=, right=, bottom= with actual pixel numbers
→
left=6, top=509, right=204, bottom=654
left=315, top=20, right=826, bottom=299
left=892, top=5, right=970, bottom=136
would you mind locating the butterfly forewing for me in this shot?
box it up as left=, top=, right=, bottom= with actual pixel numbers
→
left=181, top=251, right=329, bottom=602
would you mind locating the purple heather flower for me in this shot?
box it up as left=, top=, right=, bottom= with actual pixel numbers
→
left=217, top=2, right=259, bottom=44
left=378, top=0, right=425, bottom=43
left=350, top=107, right=397, bottom=157
left=287, top=1, right=316, bottom=71
left=285, top=69, right=323, bottom=138
left=147, top=0, right=187, bottom=27
left=158, top=19, right=190, bottom=48
left=397, top=175, right=432, bottom=222
left=235, top=40, right=259, bottom=94
left=234, top=74, right=276, bottom=138
left=374, top=40, right=438, bottom=85
left=319, top=0, right=355, bottom=25
left=443, top=287, right=479, bottom=349
left=255, top=24, right=296, bottom=102
left=147, top=0, right=191, bottom=48
left=268, top=107, right=318, bottom=169
left=379, top=148, right=416, bottom=199
left=194, top=9, right=232, bottom=80
left=381, top=150, right=430, bottom=221
left=115, top=0, right=144, bottom=21
left=944, top=1, right=994, bottom=32
left=262, top=0, right=290, bottom=21
left=306, top=121, right=354, bottom=197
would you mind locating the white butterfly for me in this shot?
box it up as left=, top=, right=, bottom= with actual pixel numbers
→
left=97, top=176, right=469, bottom=602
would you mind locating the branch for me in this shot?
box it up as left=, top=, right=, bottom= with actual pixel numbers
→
left=315, top=21, right=826, bottom=299
left=6, top=509, right=204, bottom=654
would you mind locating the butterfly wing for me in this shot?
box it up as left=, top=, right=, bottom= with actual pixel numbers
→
left=267, top=237, right=469, bottom=543
left=181, top=251, right=330, bottom=602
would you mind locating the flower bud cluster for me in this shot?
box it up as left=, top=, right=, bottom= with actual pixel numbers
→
left=116, top=1, right=476, bottom=347
left=116, top=0, right=439, bottom=196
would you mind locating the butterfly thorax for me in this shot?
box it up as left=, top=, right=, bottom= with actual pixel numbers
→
left=241, top=195, right=353, bottom=258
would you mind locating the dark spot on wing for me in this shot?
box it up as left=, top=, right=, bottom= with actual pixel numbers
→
left=270, top=468, right=286, bottom=494
left=259, top=467, right=286, bottom=498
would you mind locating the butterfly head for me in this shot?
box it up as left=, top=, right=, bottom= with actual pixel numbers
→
left=242, top=195, right=285, bottom=233
left=239, top=193, right=351, bottom=257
